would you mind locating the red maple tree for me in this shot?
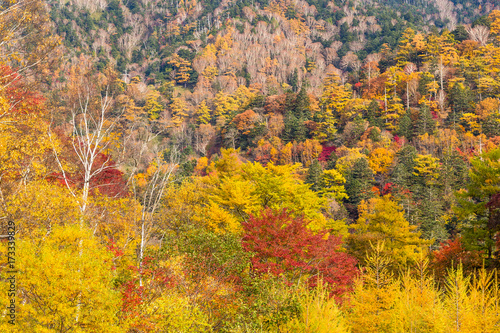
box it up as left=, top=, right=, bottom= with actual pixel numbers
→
left=50, top=149, right=128, bottom=198
left=242, top=208, right=358, bottom=296
left=431, top=237, right=482, bottom=282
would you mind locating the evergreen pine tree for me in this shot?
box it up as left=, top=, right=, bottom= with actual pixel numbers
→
left=345, top=158, right=375, bottom=218
left=295, top=87, right=311, bottom=119
left=283, top=114, right=297, bottom=143
left=290, top=68, right=299, bottom=92
left=293, top=117, right=307, bottom=142
left=305, top=160, right=323, bottom=192
left=414, top=105, right=436, bottom=136
left=390, top=145, right=418, bottom=190
left=367, top=99, right=383, bottom=128
left=397, top=107, right=412, bottom=140
left=447, top=83, right=474, bottom=128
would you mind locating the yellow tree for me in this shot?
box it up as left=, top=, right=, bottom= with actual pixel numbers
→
left=144, top=89, right=164, bottom=120
left=319, top=169, right=348, bottom=202
left=3, top=180, right=80, bottom=237
left=348, top=241, right=398, bottom=333
left=395, top=28, right=426, bottom=66
left=168, top=53, right=192, bottom=85
left=282, top=283, right=350, bottom=333
left=383, top=66, right=405, bottom=130
left=89, top=195, right=142, bottom=255
left=459, top=267, right=500, bottom=332
left=349, top=195, right=429, bottom=268
left=0, top=82, right=54, bottom=187
left=0, top=0, right=60, bottom=75
left=391, top=259, right=448, bottom=332
left=199, top=150, right=334, bottom=233
left=443, top=264, right=472, bottom=332
left=413, top=154, right=440, bottom=186
left=334, top=147, right=367, bottom=176
left=170, top=97, right=189, bottom=127
left=475, top=97, right=499, bottom=121
left=368, top=147, right=395, bottom=175
left=490, top=10, right=500, bottom=44
left=240, top=162, right=330, bottom=231
left=157, top=180, right=206, bottom=237
left=298, top=139, right=323, bottom=167
left=315, top=73, right=352, bottom=141
left=195, top=100, right=212, bottom=125
left=233, top=85, right=258, bottom=107
left=213, top=91, right=239, bottom=125
left=396, top=28, right=416, bottom=63
left=0, top=224, right=124, bottom=332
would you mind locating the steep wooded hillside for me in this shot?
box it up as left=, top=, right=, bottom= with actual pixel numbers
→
left=48, top=0, right=499, bottom=95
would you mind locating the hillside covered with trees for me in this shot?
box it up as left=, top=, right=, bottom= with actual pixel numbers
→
left=2, top=0, right=500, bottom=331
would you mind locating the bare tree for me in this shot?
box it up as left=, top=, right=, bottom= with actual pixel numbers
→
left=467, top=25, right=490, bottom=46
left=224, top=127, right=238, bottom=149
left=194, top=124, right=216, bottom=156
left=340, top=51, right=359, bottom=72
left=132, top=147, right=178, bottom=286
left=50, top=99, right=115, bottom=323
left=434, top=0, right=457, bottom=30
left=121, top=122, right=180, bottom=286
left=71, top=0, right=107, bottom=13
left=48, top=63, right=126, bottom=323
left=118, top=19, right=145, bottom=60
left=404, top=62, right=418, bottom=110
left=50, top=87, right=122, bottom=218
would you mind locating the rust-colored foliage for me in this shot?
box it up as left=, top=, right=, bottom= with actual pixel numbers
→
left=51, top=150, right=128, bottom=198
left=0, top=65, right=45, bottom=115
left=431, top=237, right=482, bottom=282
left=121, top=256, right=177, bottom=331
left=242, top=208, right=358, bottom=296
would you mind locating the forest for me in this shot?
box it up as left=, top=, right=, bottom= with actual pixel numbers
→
left=2, top=0, right=500, bottom=331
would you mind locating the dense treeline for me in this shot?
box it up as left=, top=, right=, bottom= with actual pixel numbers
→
left=47, top=0, right=499, bottom=90
left=3, top=0, right=500, bottom=331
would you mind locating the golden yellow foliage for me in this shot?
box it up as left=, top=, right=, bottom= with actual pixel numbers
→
left=170, top=97, right=189, bottom=127
left=0, top=225, right=123, bottom=332
left=335, top=148, right=368, bottom=176
left=348, top=241, right=398, bottom=333
left=413, top=154, right=440, bottom=185
left=4, top=180, right=80, bottom=235
left=368, top=147, right=395, bottom=174
left=350, top=195, right=429, bottom=268
left=283, top=283, right=350, bottom=333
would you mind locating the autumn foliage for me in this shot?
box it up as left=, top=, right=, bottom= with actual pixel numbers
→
left=7, top=0, right=500, bottom=330
left=51, top=151, right=128, bottom=198
left=431, top=237, right=482, bottom=281
left=242, top=208, right=358, bottom=296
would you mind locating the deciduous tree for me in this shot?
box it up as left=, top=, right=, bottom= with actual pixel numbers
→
left=242, top=209, right=357, bottom=296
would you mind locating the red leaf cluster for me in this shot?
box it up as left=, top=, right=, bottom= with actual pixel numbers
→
left=121, top=256, right=177, bottom=330
left=0, top=65, right=44, bottom=115
left=106, top=239, right=124, bottom=259
left=318, top=145, right=336, bottom=162
left=382, top=182, right=394, bottom=195
left=431, top=237, right=482, bottom=281
left=242, top=208, right=358, bottom=296
left=50, top=151, right=128, bottom=198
